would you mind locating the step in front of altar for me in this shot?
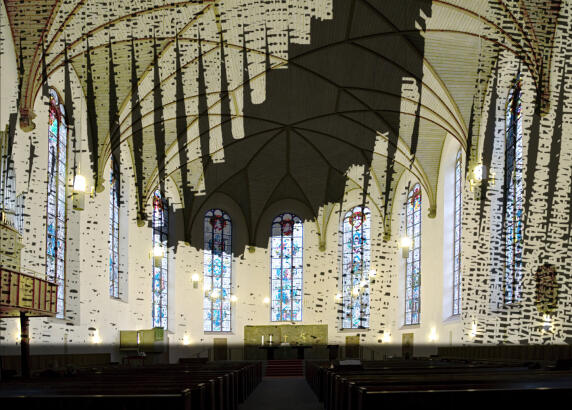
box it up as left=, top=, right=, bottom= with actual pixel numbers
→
left=265, top=360, right=304, bottom=378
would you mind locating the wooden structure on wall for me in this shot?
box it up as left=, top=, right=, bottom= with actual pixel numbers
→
left=0, top=268, right=58, bottom=317
left=345, top=336, right=360, bottom=359
left=0, top=267, right=59, bottom=378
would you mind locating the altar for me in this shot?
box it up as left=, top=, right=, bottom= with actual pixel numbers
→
left=244, top=324, right=328, bottom=360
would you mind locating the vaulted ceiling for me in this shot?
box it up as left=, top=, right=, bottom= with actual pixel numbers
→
left=3, top=0, right=562, bottom=247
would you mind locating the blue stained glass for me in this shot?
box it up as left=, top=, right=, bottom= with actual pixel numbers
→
left=271, top=213, right=303, bottom=321
left=204, top=209, right=232, bottom=332
left=341, top=206, right=371, bottom=329
left=152, top=190, right=169, bottom=329
left=45, top=89, right=67, bottom=318
left=405, top=185, right=421, bottom=325
left=109, top=157, right=120, bottom=298
left=504, top=76, right=524, bottom=304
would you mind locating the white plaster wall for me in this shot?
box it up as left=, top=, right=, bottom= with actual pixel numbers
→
left=0, top=1, right=464, bottom=359
left=0, top=2, right=18, bottom=130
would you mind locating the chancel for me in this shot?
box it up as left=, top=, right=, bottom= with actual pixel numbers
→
left=1, top=0, right=572, bottom=408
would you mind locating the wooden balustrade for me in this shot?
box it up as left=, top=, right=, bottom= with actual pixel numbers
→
left=0, top=267, right=58, bottom=317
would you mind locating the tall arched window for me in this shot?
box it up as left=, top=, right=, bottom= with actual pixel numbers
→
left=152, top=190, right=169, bottom=329
left=270, top=213, right=303, bottom=321
left=405, top=184, right=421, bottom=325
left=204, top=209, right=232, bottom=332
left=453, top=151, right=462, bottom=315
left=505, top=77, right=524, bottom=304
left=109, top=157, right=120, bottom=298
left=341, top=206, right=371, bottom=329
left=46, top=89, right=67, bottom=318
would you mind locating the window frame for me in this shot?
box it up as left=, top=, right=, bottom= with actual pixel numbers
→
left=341, top=205, right=371, bottom=329
left=270, top=212, right=303, bottom=322
left=109, top=156, right=120, bottom=299
left=452, top=150, right=462, bottom=316
left=405, top=184, right=421, bottom=326
left=203, top=208, right=232, bottom=332
left=504, top=76, right=524, bottom=305
left=152, top=190, right=169, bottom=329
left=45, top=88, right=68, bottom=319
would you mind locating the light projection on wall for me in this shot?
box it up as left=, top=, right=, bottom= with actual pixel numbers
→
left=453, top=151, right=462, bottom=315
left=341, top=206, right=371, bottom=329
left=270, top=213, right=303, bottom=322
left=46, top=88, right=67, bottom=318
left=109, top=157, right=120, bottom=299
left=505, top=76, right=524, bottom=304
left=203, top=209, right=232, bottom=332
left=152, top=190, right=169, bottom=329
left=405, top=184, right=422, bottom=325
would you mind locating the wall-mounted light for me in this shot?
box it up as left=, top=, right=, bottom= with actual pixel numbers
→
left=352, top=287, right=360, bottom=296
left=92, top=329, right=102, bottom=344
left=334, top=293, right=342, bottom=302
left=381, top=331, right=391, bottom=343
left=469, top=163, right=495, bottom=195
left=428, top=327, right=438, bottom=343
left=191, top=273, right=200, bottom=289
left=369, top=269, right=377, bottom=277
left=183, top=334, right=191, bottom=345
left=151, top=245, right=164, bottom=267
left=230, top=295, right=238, bottom=303
left=263, top=297, right=270, bottom=304
left=72, top=174, right=87, bottom=210
left=542, top=314, right=552, bottom=333
left=470, top=321, right=478, bottom=338
left=400, top=236, right=412, bottom=259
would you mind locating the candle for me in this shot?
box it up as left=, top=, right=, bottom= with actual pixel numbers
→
left=261, top=335, right=264, bottom=345
left=269, top=335, right=273, bottom=344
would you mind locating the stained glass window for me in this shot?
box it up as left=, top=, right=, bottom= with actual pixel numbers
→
left=341, top=206, right=371, bottom=329
left=505, top=76, right=523, bottom=304
left=405, top=184, right=421, bottom=325
left=109, top=157, right=120, bottom=298
left=203, top=209, right=232, bottom=332
left=453, top=151, right=462, bottom=315
left=152, top=190, right=169, bottom=329
left=270, top=213, right=303, bottom=321
left=46, top=89, right=67, bottom=318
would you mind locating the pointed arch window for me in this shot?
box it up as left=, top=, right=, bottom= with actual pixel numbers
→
left=152, top=190, right=169, bottom=329
left=505, top=77, right=524, bottom=304
left=341, top=206, right=371, bottom=329
left=270, top=213, right=303, bottom=321
left=204, top=209, right=232, bottom=332
left=46, top=89, right=67, bottom=318
left=405, top=184, right=421, bottom=325
left=453, top=151, right=462, bottom=315
left=109, top=157, right=120, bottom=298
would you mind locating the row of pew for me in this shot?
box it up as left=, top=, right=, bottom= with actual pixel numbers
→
left=306, top=358, right=572, bottom=410
left=0, top=359, right=261, bottom=409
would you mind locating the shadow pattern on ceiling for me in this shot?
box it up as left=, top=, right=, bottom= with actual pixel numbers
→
left=178, top=0, right=433, bottom=252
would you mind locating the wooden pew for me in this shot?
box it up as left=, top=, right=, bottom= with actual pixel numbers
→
left=0, top=360, right=261, bottom=410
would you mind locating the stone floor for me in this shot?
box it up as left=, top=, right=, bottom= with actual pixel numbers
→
left=239, top=377, right=324, bottom=410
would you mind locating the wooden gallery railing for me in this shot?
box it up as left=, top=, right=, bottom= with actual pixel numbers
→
left=0, top=268, right=58, bottom=317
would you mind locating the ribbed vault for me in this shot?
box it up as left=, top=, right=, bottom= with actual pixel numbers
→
left=4, top=0, right=562, bottom=250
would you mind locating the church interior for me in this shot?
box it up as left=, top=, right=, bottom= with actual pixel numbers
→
left=1, top=0, right=572, bottom=408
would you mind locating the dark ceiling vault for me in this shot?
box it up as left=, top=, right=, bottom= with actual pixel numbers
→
left=3, top=0, right=564, bottom=253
